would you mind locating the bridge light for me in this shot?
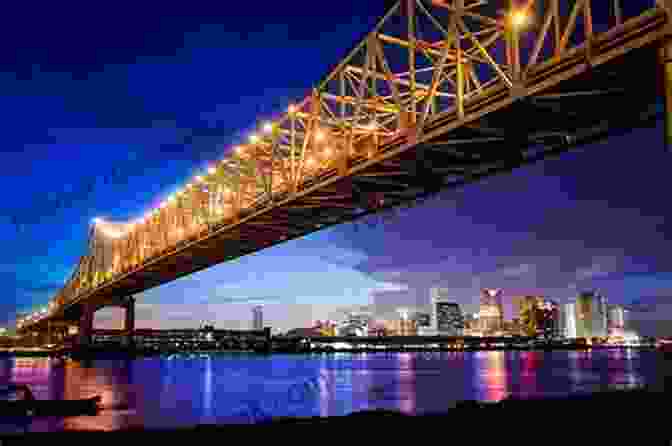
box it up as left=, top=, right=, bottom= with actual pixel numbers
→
left=92, top=217, right=102, bottom=225
left=510, top=10, right=528, bottom=28
left=262, top=122, right=274, bottom=134
left=306, top=157, right=315, bottom=167
left=249, top=134, right=259, bottom=144
left=288, top=104, right=297, bottom=114
left=314, top=129, right=325, bottom=142
left=160, top=202, right=167, bottom=209
left=196, top=176, right=204, bottom=183
left=323, top=147, right=332, bottom=157
left=208, top=166, right=217, bottom=175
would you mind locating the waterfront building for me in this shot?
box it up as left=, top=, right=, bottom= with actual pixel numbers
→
left=576, top=291, right=608, bottom=338
left=434, top=301, right=464, bottom=336
left=479, top=289, right=504, bottom=334
left=607, top=304, right=626, bottom=335
left=562, top=303, right=577, bottom=338
left=252, top=305, right=263, bottom=331
left=537, top=300, right=561, bottom=339
left=412, top=311, right=433, bottom=336
left=514, top=296, right=542, bottom=336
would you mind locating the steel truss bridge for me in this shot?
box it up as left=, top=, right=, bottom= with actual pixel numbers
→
left=18, top=0, right=672, bottom=341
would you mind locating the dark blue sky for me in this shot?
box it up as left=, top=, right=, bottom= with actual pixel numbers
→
left=2, top=0, right=671, bottom=332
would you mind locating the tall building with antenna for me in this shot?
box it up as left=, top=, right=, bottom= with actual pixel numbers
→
left=252, top=305, right=263, bottom=331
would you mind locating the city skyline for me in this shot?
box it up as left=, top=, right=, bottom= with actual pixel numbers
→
left=3, top=0, right=672, bottom=336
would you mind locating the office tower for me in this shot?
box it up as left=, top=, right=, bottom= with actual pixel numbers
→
left=576, top=291, right=608, bottom=338
left=514, top=296, right=542, bottom=336
left=479, top=288, right=503, bottom=334
left=563, top=303, right=577, bottom=338
left=435, top=302, right=464, bottom=336
left=607, top=304, right=626, bottom=336
left=536, top=300, right=560, bottom=339
left=430, top=289, right=464, bottom=335
left=252, top=305, right=263, bottom=330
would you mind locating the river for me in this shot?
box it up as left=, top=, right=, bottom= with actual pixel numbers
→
left=0, top=349, right=667, bottom=432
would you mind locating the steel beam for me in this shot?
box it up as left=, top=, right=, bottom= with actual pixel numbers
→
left=660, top=39, right=672, bottom=151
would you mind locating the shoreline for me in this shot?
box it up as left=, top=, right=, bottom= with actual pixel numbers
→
left=0, top=344, right=662, bottom=358
left=2, top=388, right=670, bottom=438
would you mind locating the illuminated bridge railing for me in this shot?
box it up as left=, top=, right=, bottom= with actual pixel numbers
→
left=19, top=0, right=662, bottom=329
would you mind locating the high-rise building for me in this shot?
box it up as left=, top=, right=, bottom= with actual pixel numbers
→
left=536, top=300, right=561, bottom=339
left=479, top=289, right=503, bottom=334
left=562, top=303, right=577, bottom=339
left=576, top=291, right=608, bottom=338
left=430, top=289, right=464, bottom=335
left=252, top=305, right=263, bottom=330
left=607, top=304, right=626, bottom=336
left=436, top=302, right=464, bottom=336
left=514, top=296, right=542, bottom=336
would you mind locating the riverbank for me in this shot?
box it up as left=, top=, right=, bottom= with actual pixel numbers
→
left=2, top=344, right=660, bottom=359
left=3, top=387, right=670, bottom=439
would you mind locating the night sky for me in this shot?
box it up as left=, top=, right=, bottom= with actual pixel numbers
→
left=2, top=0, right=671, bottom=334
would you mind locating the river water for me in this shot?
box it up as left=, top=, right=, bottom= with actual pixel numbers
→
left=0, top=349, right=667, bottom=432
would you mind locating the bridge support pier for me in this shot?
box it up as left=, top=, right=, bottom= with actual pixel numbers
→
left=122, top=296, right=135, bottom=348
left=77, top=303, right=94, bottom=348
left=660, top=39, right=672, bottom=152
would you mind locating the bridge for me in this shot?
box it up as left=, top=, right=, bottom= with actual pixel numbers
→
left=17, top=0, right=672, bottom=345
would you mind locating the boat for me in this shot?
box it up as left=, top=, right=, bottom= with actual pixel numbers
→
left=0, top=384, right=101, bottom=417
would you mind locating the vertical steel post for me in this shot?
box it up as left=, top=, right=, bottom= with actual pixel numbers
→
left=407, top=0, right=416, bottom=126
left=660, top=40, right=672, bottom=151
left=78, top=303, right=94, bottom=348
left=123, top=296, right=135, bottom=348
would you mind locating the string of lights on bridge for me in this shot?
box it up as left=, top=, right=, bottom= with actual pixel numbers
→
left=17, top=4, right=536, bottom=330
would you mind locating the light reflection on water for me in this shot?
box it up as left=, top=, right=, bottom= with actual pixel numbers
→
left=0, top=350, right=660, bottom=432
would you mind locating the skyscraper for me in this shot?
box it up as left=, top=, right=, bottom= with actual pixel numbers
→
left=576, top=291, right=608, bottom=338
left=479, top=289, right=503, bottom=334
left=252, top=305, right=263, bottom=331
left=607, top=304, right=626, bottom=336
left=430, top=289, right=464, bottom=335
left=563, top=303, right=577, bottom=339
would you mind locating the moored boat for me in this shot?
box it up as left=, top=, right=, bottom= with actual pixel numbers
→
left=0, top=384, right=101, bottom=417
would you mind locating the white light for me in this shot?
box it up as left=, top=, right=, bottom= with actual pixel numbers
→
left=288, top=104, right=297, bottom=114
left=160, top=202, right=167, bottom=209
left=196, top=176, right=204, bottom=183
left=249, top=134, right=259, bottom=144
left=263, top=122, right=274, bottom=133
left=41, top=308, right=47, bottom=314
left=235, top=146, right=243, bottom=155
left=314, top=129, right=325, bottom=142
left=208, top=166, right=217, bottom=175
left=92, top=217, right=102, bottom=225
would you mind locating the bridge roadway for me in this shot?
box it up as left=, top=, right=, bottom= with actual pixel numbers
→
left=18, top=1, right=672, bottom=341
